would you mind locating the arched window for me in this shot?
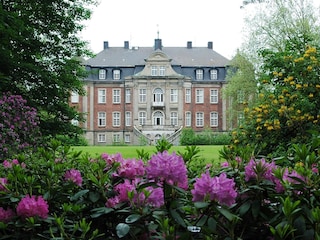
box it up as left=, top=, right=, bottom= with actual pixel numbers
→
left=153, top=88, right=163, bottom=103
left=153, top=111, right=164, bottom=126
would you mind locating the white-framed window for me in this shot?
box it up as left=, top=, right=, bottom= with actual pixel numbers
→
left=210, top=112, right=218, bottom=127
left=113, top=89, right=121, bottom=103
left=153, top=88, right=164, bottom=103
left=125, top=134, right=131, bottom=143
left=98, top=89, right=106, bottom=103
left=71, top=91, right=79, bottom=103
left=196, top=89, right=204, bottom=103
left=196, top=69, right=203, bottom=80
left=139, top=89, right=147, bottom=103
left=159, top=66, right=165, bottom=76
left=125, top=111, right=131, bottom=126
left=113, top=133, right=120, bottom=143
left=196, top=112, right=204, bottom=127
left=185, top=88, right=191, bottom=103
left=98, top=112, right=106, bottom=127
left=139, top=111, right=146, bottom=125
left=151, top=66, right=158, bottom=76
left=210, top=69, right=218, bottom=80
left=125, top=89, right=131, bottom=103
left=99, top=69, right=106, bottom=79
left=185, top=112, right=191, bottom=126
left=113, top=112, right=120, bottom=127
left=170, top=112, right=178, bottom=126
left=210, top=89, right=218, bottom=104
left=113, top=69, right=120, bottom=80
left=97, top=133, right=106, bottom=143
left=170, top=89, right=178, bottom=103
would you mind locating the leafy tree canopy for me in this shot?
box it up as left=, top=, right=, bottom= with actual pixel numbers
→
left=223, top=51, right=257, bottom=128
left=241, top=0, right=320, bottom=69
left=0, top=0, right=97, bottom=137
left=229, top=0, right=320, bottom=155
left=232, top=39, right=320, bottom=155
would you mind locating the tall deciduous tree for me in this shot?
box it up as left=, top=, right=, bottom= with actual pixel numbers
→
left=0, top=0, right=96, bottom=137
left=241, top=0, right=320, bottom=69
left=230, top=0, right=320, bottom=155
left=223, top=51, right=256, bottom=129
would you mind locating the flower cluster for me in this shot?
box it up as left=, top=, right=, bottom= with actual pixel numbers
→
left=244, top=158, right=305, bottom=193
left=3, top=159, right=26, bottom=168
left=64, top=169, right=83, bottom=186
left=0, top=93, right=40, bottom=158
left=16, top=195, right=49, bottom=219
left=191, top=172, right=237, bottom=206
left=106, top=179, right=164, bottom=208
left=0, top=207, right=14, bottom=223
left=0, top=178, right=8, bottom=191
left=245, top=158, right=277, bottom=182
left=146, top=151, right=188, bottom=189
left=114, top=158, right=145, bottom=179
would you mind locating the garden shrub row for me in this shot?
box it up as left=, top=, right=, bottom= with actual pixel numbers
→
left=0, top=134, right=319, bottom=239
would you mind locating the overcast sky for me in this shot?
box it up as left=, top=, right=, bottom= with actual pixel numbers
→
left=80, top=0, right=245, bottom=59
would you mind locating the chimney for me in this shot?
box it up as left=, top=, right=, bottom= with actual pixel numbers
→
left=154, top=39, right=162, bottom=50
left=124, top=41, right=129, bottom=49
left=208, top=41, right=213, bottom=49
left=187, top=41, right=192, bottom=49
left=103, top=41, right=109, bottom=50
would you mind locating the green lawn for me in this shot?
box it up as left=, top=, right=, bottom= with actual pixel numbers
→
left=72, top=145, right=224, bottom=164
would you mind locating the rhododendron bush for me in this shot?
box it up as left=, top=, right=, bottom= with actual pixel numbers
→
left=0, top=93, right=41, bottom=158
left=0, top=137, right=319, bottom=239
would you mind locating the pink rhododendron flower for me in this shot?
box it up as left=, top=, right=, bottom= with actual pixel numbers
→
left=16, top=195, right=49, bottom=219
left=64, top=169, right=82, bottom=186
left=3, top=159, right=25, bottom=168
left=145, top=186, right=164, bottom=208
left=191, top=172, right=237, bottom=206
left=0, top=207, right=14, bottom=222
left=235, top=156, right=242, bottom=163
left=146, top=151, right=188, bottom=189
left=106, top=179, right=165, bottom=208
left=245, top=158, right=277, bottom=182
left=274, top=168, right=305, bottom=193
left=0, top=178, right=8, bottom=191
left=101, top=153, right=123, bottom=166
left=114, top=158, right=145, bottom=179
left=221, top=161, right=229, bottom=168
left=312, top=163, right=318, bottom=174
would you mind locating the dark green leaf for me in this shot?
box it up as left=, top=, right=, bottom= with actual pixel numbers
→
left=125, top=214, right=141, bottom=224
left=70, top=189, right=89, bottom=201
left=194, top=202, right=210, bottom=209
left=170, top=209, right=186, bottom=228
left=116, top=223, right=130, bottom=238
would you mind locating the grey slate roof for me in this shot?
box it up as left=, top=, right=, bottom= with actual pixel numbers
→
left=85, top=46, right=230, bottom=68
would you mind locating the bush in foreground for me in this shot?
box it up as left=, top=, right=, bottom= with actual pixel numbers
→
left=0, top=137, right=319, bottom=239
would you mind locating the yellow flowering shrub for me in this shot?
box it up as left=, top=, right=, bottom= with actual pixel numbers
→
left=231, top=44, right=320, bottom=155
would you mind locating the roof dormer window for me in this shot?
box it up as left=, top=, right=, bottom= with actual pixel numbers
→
left=210, top=69, right=218, bottom=80
left=99, top=69, right=106, bottom=80
left=113, top=69, right=120, bottom=80
left=196, top=69, right=204, bottom=80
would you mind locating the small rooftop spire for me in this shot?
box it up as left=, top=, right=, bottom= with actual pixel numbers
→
left=156, top=24, right=160, bottom=39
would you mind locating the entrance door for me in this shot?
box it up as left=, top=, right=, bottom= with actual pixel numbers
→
left=153, top=111, right=164, bottom=126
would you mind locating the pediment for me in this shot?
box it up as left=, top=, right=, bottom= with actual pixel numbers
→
left=145, top=50, right=171, bottom=63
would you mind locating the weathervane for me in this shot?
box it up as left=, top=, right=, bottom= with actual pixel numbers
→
left=156, top=24, right=160, bottom=39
